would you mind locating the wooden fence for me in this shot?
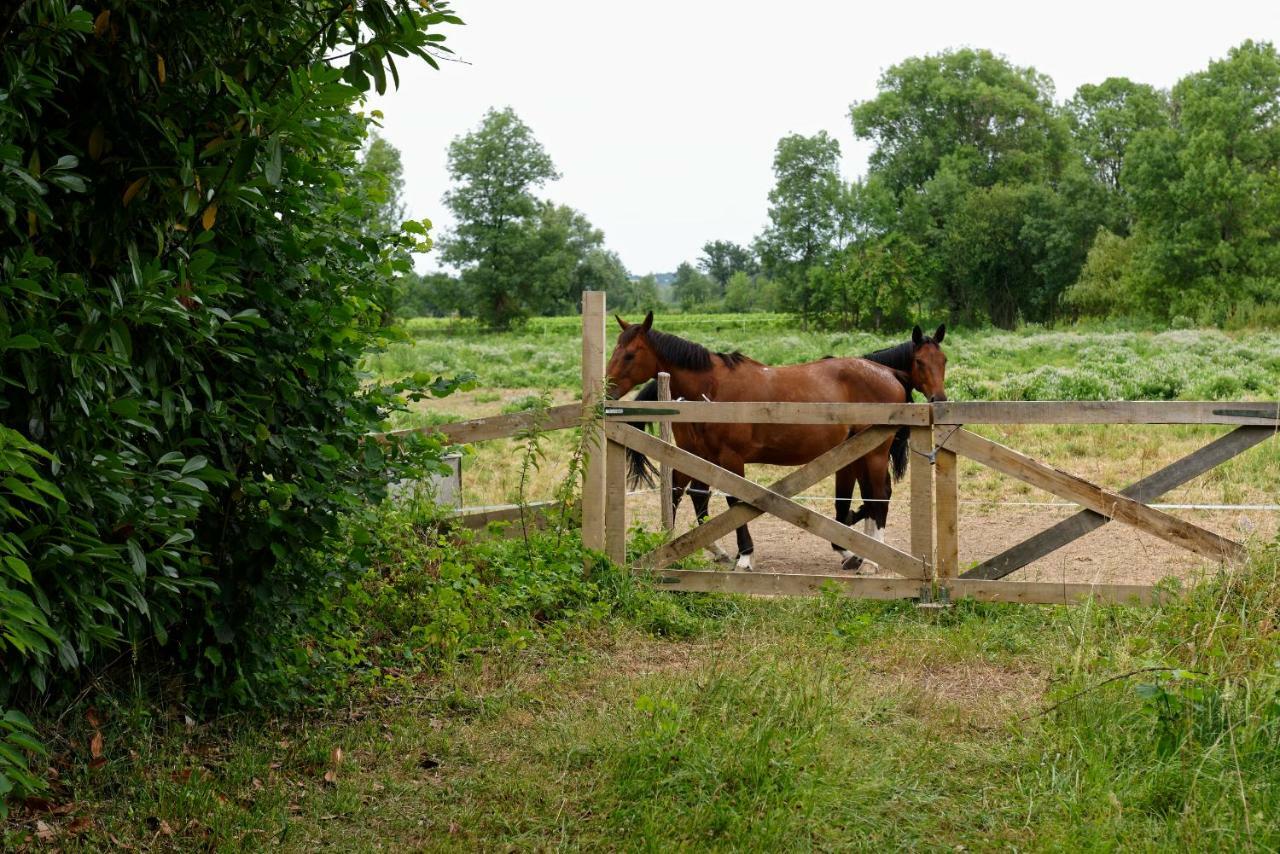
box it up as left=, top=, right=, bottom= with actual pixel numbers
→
left=385, top=291, right=1279, bottom=607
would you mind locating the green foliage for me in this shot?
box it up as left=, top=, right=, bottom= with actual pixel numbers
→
left=755, top=132, right=847, bottom=321
left=609, top=273, right=663, bottom=314
left=1066, top=76, right=1169, bottom=222
left=1123, top=41, right=1280, bottom=320
left=0, top=0, right=463, bottom=804
left=1062, top=228, right=1143, bottom=317
left=671, top=261, right=717, bottom=311
left=698, top=240, right=758, bottom=287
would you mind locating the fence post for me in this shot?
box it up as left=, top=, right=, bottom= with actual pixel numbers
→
left=935, top=447, right=959, bottom=579
left=605, top=439, right=627, bottom=565
left=657, top=371, right=675, bottom=532
left=581, top=291, right=606, bottom=564
left=909, top=425, right=934, bottom=578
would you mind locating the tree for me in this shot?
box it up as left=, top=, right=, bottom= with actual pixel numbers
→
left=355, top=134, right=415, bottom=321
left=611, top=274, right=662, bottom=314
left=755, top=132, right=847, bottom=321
left=847, top=48, right=1101, bottom=326
left=355, top=133, right=408, bottom=233
left=1061, top=229, right=1142, bottom=318
left=698, top=240, right=757, bottom=287
left=440, top=108, right=560, bottom=327
left=1122, top=41, right=1280, bottom=319
left=671, top=261, right=716, bottom=311
left=851, top=48, right=1070, bottom=193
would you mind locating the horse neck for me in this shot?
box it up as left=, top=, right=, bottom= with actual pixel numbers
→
left=658, top=362, right=719, bottom=402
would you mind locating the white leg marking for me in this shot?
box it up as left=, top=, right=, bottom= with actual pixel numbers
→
left=736, top=553, right=754, bottom=572
left=862, top=518, right=884, bottom=572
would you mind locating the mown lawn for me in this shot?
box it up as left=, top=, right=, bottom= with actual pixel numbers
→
left=11, top=550, right=1279, bottom=851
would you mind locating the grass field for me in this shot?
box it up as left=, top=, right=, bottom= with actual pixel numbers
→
left=14, top=547, right=1280, bottom=851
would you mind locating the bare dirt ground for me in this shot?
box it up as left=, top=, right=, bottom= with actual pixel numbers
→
left=625, top=475, right=1277, bottom=587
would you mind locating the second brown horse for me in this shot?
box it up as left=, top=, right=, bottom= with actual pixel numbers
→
left=605, top=312, right=947, bottom=572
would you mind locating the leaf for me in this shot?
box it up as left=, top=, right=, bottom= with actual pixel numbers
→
left=36, top=820, right=56, bottom=842
left=93, top=9, right=110, bottom=36
left=202, top=203, right=217, bottom=231
left=265, top=135, right=283, bottom=187
left=122, top=176, right=148, bottom=206
left=156, top=54, right=166, bottom=84
left=90, top=731, right=103, bottom=760
left=88, top=126, right=106, bottom=161
left=4, top=334, right=40, bottom=350
left=85, top=708, right=101, bottom=729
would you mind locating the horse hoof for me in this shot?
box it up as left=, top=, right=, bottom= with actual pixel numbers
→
left=841, top=552, right=864, bottom=573
left=735, top=553, right=754, bottom=572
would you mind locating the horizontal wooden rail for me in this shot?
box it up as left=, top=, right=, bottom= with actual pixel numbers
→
left=649, top=570, right=1161, bottom=605
left=934, top=401, right=1280, bottom=425
left=382, top=403, right=581, bottom=444
left=604, top=400, right=929, bottom=425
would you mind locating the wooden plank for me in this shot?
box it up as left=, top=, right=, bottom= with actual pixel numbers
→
left=451, top=501, right=557, bottom=529
left=935, top=448, right=959, bottom=579
left=934, top=400, right=1280, bottom=426
left=581, top=291, right=607, bottom=557
left=948, top=579, right=1161, bottom=606
left=658, top=372, right=675, bottom=532
left=608, top=423, right=925, bottom=577
left=381, top=403, right=579, bottom=444
left=943, top=429, right=1245, bottom=564
left=909, top=426, right=933, bottom=569
left=964, top=426, right=1276, bottom=580
left=650, top=569, right=923, bottom=599
left=604, top=400, right=930, bottom=426
left=605, top=439, right=627, bottom=565
left=638, top=427, right=897, bottom=570
left=648, top=571, right=1160, bottom=606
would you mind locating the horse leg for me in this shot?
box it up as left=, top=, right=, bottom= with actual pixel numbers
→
left=688, top=478, right=731, bottom=564
left=834, top=464, right=865, bottom=573
left=670, top=470, right=690, bottom=524
left=719, top=454, right=754, bottom=571
left=856, top=450, right=893, bottom=574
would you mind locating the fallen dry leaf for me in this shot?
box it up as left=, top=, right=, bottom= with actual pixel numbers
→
left=90, top=730, right=104, bottom=759
left=67, top=816, right=93, bottom=834
left=86, top=707, right=102, bottom=729
left=36, top=820, right=56, bottom=842
left=251, top=778, right=263, bottom=790
left=89, top=757, right=108, bottom=771
left=330, top=747, right=344, bottom=766
left=158, top=819, right=174, bottom=836
left=322, top=769, right=337, bottom=785
left=171, top=769, right=192, bottom=784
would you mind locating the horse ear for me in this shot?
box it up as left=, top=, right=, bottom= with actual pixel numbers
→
left=933, top=323, right=945, bottom=344
left=912, top=325, right=924, bottom=346
left=641, top=311, right=653, bottom=332
left=615, top=314, right=629, bottom=330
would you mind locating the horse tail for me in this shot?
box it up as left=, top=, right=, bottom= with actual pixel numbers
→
left=887, top=367, right=914, bottom=483
left=625, top=380, right=659, bottom=489
left=889, top=428, right=909, bottom=482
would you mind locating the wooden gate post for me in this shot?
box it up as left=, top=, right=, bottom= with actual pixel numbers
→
left=581, top=291, right=607, bottom=562
left=909, top=426, right=934, bottom=577
left=935, top=447, right=959, bottom=579
left=657, top=372, right=675, bottom=532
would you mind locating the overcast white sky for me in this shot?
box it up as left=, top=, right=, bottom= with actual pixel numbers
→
left=367, top=0, right=1276, bottom=276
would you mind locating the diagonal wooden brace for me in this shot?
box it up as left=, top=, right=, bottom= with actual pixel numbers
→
left=636, top=426, right=897, bottom=570
left=963, top=426, right=1274, bottom=580
left=942, top=428, right=1246, bottom=565
left=605, top=423, right=925, bottom=577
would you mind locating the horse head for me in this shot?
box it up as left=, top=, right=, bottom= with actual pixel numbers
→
left=605, top=310, right=658, bottom=399
left=910, top=324, right=948, bottom=403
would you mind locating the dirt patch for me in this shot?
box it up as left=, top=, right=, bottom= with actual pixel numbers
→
left=626, top=481, right=1276, bottom=587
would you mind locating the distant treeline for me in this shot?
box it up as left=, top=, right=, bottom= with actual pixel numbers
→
left=394, top=41, right=1280, bottom=329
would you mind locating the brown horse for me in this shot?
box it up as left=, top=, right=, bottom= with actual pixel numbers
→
left=606, top=313, right=947, bottom=572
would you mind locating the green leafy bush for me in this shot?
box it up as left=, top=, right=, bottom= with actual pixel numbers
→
left=0, top=0, right=463, bottom=802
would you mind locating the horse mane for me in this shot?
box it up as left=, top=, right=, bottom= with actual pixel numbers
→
left=626, top=326, right=752, bottom=371
left=861, top=340, right=915, bottom=373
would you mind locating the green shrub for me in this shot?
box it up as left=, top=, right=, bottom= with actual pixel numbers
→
left=0, top=0, right=463, bottom=803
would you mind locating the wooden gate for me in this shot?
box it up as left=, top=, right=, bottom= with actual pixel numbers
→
left=577, top=292, right=1280, bottom=606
